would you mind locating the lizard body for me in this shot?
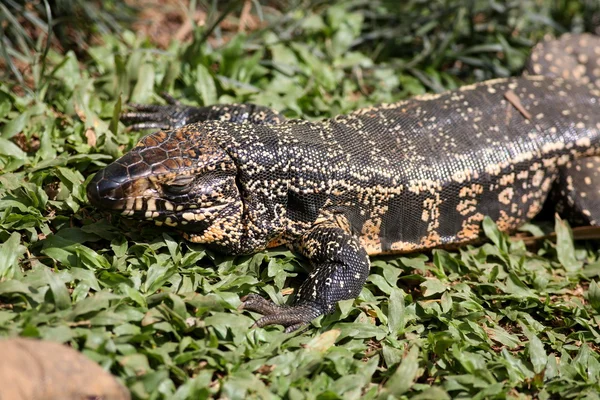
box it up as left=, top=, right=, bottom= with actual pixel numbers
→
left=87, top=36, right=600, bottom=331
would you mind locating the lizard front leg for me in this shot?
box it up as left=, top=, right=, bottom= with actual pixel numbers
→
left=121, top=93, right=286, bottom=130
left=241, top=221, right=370, bottom=332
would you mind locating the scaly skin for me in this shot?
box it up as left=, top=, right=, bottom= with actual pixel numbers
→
left=88, top=36, right=600, bottom=331
left=121, top=94, right=286, bottom=130
left=526, top=34, right=600, bottom=225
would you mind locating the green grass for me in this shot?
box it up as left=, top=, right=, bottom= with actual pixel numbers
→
left=2, top=0, right=600, bottom=398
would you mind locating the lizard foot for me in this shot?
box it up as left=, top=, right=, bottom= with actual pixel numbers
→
left=239, top=294, right=323, bottom=333
left=121, top=94, right=286, bottom=131
left=121, top=93, right=196, bottom=131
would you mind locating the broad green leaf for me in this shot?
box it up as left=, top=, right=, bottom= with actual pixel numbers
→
left=0, top=232, right=25, bottom=279
left=144, top=264, right=176, bottom=293
left=589, top=281, right=600, bottom=312
left=1, top=112, right=28, bottom=139
left=387, top=287, right=405, bottom=334
left=44, top=268, right=71, bottom=310
left=483, top=216, right=506, bottom=251
left=195, top=64, right=217, bottom=105
left=421, top=278, right=447, bottom=297
left=0, top=137, right=27, bottom=160
left=555, top=216, right=583, bottom=272
left=528, top=335, right=547, bottom=374
left=384, top=345, right=420, bottom=395
left=130, top=63, right=155, bottom=104
left=305, top=329, right=340, bottom=353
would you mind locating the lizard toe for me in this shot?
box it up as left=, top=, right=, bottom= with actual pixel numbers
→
left=240, top=294, right=323, bottom=331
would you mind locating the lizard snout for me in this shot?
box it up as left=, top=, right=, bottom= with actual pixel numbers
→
left=86, top=169, right=127, bottom=210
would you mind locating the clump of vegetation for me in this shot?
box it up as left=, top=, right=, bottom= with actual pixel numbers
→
left=1, top=1, right=600, bottom=398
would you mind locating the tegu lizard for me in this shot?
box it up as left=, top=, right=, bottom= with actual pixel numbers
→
left=87, top=34, right=600, bottom=332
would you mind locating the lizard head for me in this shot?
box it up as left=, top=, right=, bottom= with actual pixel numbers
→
left=87, top=127, right=244, bottom=247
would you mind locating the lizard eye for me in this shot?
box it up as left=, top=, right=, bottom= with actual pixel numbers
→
left=163, top=176, right=194, bottom=196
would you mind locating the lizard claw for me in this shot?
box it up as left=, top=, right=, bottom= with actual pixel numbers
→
left=239, top=294, right=323, bottom=333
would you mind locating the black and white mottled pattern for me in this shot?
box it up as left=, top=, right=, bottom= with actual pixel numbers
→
left=87, top=35, right=600, bottom=331
left=526, top=33, right=600, bottom=225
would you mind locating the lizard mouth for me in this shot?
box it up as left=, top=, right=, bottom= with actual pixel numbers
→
left=86, top=169, right=233, bottom=228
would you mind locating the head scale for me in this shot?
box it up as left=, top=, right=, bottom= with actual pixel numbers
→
left=87, top=128, right=243, bottom=249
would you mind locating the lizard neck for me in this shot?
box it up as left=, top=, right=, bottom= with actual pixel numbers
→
left=204, top=121, right=292, bottom=253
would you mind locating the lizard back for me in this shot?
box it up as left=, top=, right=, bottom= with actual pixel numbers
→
left=228, top=76, right=600, bottom=254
